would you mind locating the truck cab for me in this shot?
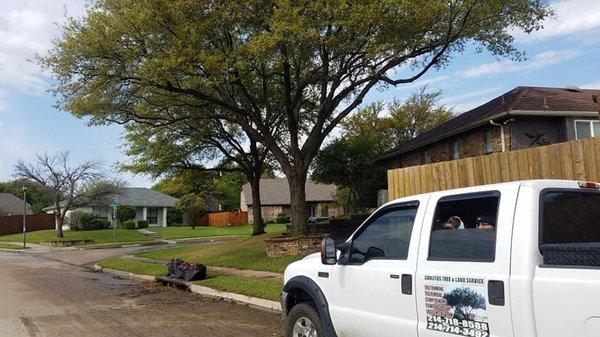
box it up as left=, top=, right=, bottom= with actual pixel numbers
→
left=282, top=180, right=600, bottom=337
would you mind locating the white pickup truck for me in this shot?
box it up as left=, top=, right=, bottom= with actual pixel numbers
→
left=281, top=180, right=600, bottom=337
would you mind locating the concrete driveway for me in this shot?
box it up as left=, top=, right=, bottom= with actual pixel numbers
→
left=0, top=252, right=283, bottom=337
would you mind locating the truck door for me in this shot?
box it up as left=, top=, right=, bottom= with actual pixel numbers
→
left=329, top=195, right=429, bottom=337
left=416, top=186, right=518, bottom=337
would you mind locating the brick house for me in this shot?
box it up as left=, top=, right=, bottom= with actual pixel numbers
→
left=240, top=178, right=343, bottom=223
left=376, top=86, right=600, bottom=170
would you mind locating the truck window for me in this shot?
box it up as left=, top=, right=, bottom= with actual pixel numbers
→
left=541, top=191, right=600, bottom=244
left=350, top=204, right=418, bottom=263
left=428, top=192, right=500, bottom=262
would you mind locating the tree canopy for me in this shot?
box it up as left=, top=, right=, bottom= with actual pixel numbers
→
left=312, top=87, right=453, bottom=213
left=43, top=0, right=551, bottom=234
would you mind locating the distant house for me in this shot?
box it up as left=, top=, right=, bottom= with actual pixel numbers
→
left=43, top=187, right=178, bottom=227
left=376, top=86, right=600, bottom=170
left=240, top=178, right=343, bottom=222
left=0, top=193, right=32, bottom=216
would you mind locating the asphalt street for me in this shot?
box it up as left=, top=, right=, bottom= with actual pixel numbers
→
left=0, top=252, right=283, bottom=337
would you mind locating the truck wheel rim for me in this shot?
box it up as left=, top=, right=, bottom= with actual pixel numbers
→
left=292, top=316, right=317, bottom=337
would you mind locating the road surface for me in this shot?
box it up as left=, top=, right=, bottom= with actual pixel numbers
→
left=0, top=252, right=283, bottom=337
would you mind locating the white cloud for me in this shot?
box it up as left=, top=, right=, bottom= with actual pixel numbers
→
left=580, top=81, right=600, bottom=89
left=457, top=49, right=581, bottom=78
left=0, top=1, right=86, bottom=94
left=443, top=87, right=501, bottom=104
left=515, top=0, right=600, bottom=41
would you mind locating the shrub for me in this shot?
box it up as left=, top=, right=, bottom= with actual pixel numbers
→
left=70, top=212, right=109, bottom=231
left=168, top=222, right=186, bottom=227
left=122, top=220, right=136, bottom=230
left=116, top=205, right=136, bottom=222
left=137, top=220, right=149, bottom=229
left=167, top=208, right=183, bottom=225
left=275, top=212, right=291, bottom=224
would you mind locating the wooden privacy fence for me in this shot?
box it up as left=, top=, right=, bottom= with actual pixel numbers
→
left=388, top=137, right=600, bottom=200
left=0, top=214, right=55, bottom=236
left=208, top=211, right=248, bottom=227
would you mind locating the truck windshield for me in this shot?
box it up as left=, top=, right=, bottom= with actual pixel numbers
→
left=542, top=191, right=600, bottom=244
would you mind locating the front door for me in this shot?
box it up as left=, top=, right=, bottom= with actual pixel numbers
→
left=329, top=195, right=429, bottom=337
left=416, top=186, right=518, bottom=337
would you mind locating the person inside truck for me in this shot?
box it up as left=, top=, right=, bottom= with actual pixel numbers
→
left=442, top=216, right=465, bottom=230
left=475, top=215, right=495, bottom=230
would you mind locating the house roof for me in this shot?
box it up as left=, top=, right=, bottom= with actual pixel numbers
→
left=242, top=178, right=336, bottom=206
left=375, top=86, right=600, bottom=162
left=0, top=193, right=31, bottom=215
left=42, top=187, right=178, bottom=211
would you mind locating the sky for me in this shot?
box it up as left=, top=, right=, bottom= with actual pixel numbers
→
left=0, top=0, right=599, bottom=188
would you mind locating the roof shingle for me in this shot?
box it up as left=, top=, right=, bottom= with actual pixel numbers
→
left=242, top=178, right=336, bottom=206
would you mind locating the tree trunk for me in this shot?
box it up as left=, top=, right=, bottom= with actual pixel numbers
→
left=288, top=172, right=308, bottom=236
left=54, top=211, right=64, bottom=238
left=249, top=177, right=265, bottom=236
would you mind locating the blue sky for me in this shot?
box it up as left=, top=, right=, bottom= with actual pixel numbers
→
left=0, top=0, right=599, bottom=187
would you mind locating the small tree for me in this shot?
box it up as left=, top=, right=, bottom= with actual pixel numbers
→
left=116, top=205, right=136, bottom=223
left=178, top=195, right=208, bottom=229
left=443, top=287, right=486, bottom=321
left=14, top=152, right=119, bottom=237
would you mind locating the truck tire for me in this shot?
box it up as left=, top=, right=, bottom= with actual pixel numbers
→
left=285, top=302, right=325, bottom=337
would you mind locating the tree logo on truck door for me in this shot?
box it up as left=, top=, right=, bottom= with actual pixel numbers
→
left=424, top=275, right=490, bottom=337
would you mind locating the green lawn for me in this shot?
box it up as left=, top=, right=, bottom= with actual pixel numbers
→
left=0, top=242, right=24, bottom=250
left=0, top=229, right=151, bottom=245
left=97, top=257, right=282, bottom=301
left=148, top=223, right=287, bottom=240
left=137, top=233, right=304, bottom=273
left=98, top=257, right=166, bottom=276
left=195, top=274, right=282, bottom=301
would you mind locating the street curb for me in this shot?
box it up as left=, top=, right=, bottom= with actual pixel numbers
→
left=188, top=284, right=282, bottom=312
left=92, top=264, right=156, bottom=282
left=92, top=264, right=282, bottom=312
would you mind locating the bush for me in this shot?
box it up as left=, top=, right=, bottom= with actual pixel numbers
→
left=275, top=212, right=291, bottom=224
left=168, top=222, right=186, bottom=227
left=167, top=208, right=183, bottom=225
left=69, top=211, right=109, bottom=231
left=122, top=220, right=136, bottom=230
left=137, top=220, right=149, bottom=229
left=116, top=205, right=136, bottom=222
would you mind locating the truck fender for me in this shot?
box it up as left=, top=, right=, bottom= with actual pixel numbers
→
left=282, top=276, right=338, bottom=337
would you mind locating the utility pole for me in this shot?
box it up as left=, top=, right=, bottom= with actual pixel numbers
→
left=22, top=186, right=27, bottom=249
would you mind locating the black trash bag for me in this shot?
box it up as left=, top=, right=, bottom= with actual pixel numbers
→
left=178, top=262, right=207, bottom=281
left=167, top=258, right=184, bottom=278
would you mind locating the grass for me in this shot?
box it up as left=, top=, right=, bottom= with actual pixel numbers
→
left=0, top=242, right=24, bottom=250
left=137, top=233, right=304, bottom=273
left=148, top=223, right=287, bottom=240
left=98, top=257, right=166, bottom=276
left=0, top=229, right=152, bottom=245
left=195, top=274, right=282, bottom=301
left=97, top=257, right=282, bottom=301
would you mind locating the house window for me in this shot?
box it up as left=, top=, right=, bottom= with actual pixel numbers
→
left=484, top=130, right=493, bottom=154
left=420, top=151, right=430, bottom=164
left=450, top=141, right=460, bottom=160
left=575, top=120, right=600, bottom=139
left=147, top=208, right=158, bottom=224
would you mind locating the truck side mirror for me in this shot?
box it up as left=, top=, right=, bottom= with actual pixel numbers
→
left=320, top=235, right=337, bottom=265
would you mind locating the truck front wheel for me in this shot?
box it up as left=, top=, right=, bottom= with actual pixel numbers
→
left=285, top=302, right=325, bottom=337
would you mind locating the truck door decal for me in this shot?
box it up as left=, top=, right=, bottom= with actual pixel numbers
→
left=424, top=275, right=490, bottom=337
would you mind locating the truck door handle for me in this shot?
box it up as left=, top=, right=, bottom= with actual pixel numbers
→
left=488, top=280, right=505, bottom=306
left=401, top=274, right=412, bottom=295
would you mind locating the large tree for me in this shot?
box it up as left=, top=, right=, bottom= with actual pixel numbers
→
left=14, top=152, right=120, bottom=238
left=43, top=0, right=551, bottom=235
left=312, top=88, right=454, bottom=213
left=122, top=116, right=272, bottom=235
